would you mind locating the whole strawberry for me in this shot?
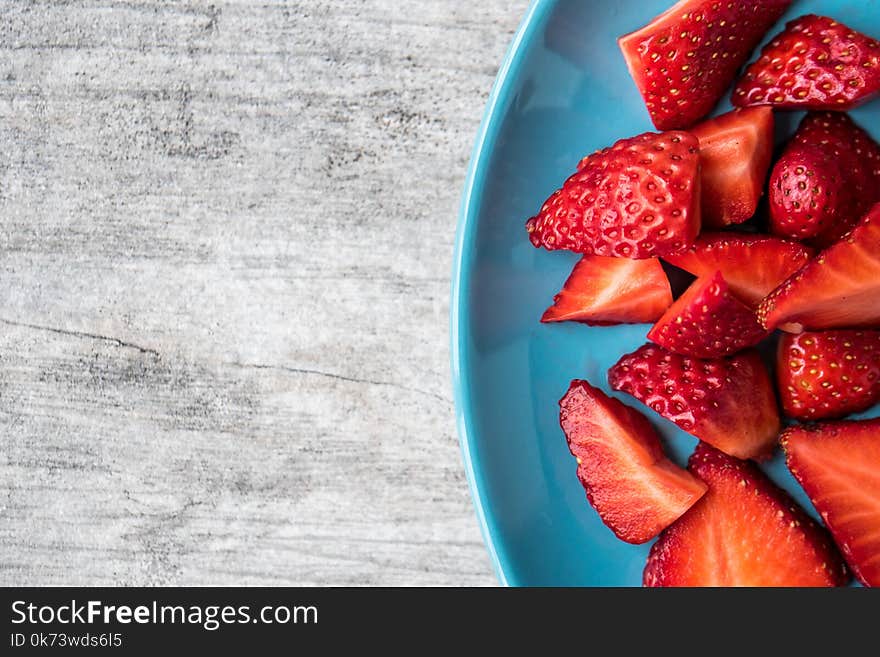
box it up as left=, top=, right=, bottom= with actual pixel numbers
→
left=734, top=15, right=880, bottom=110
left=777, top=330, right=880, bottom=421
left=526, top=131, right=700, bottom=259
left=619, top=0, right=792, bottom=129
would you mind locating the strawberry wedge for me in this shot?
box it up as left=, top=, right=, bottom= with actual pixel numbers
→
left=644, top=443, right=849, bottom=587
left=777, top=330, right=880, bottom=421
left=542, top=256, right=672, bottom=325
left=759, top=203, right=880, bottom=332
left=608, top=345, right=780, bottom=460
left=734, top=15, right=880, bottom=110
left=664, top=233, right=814, bottom=307
left=559, top=380, right=707, bottom=544
left=648, top=271, right=766, bottom=358
left=526, top=131, right=701, bottom=259
left=783, top=420, right=880, bottom=587
left=690, top=107, right=774, bottom=228
left=619, top=0, right=791, bottom=129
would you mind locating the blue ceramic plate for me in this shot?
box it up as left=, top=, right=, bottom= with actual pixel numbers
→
left=452, top=0, right=880, bottom=586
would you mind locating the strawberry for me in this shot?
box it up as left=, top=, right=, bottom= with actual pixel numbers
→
left=783, top=420, right=880, bottom=587
left=777, top=330, right=880, bottom=421
left=542, top=256, right=672, bottom=325
left=526, top=131, right=701, bottom=259
left=644, top=442, right=849, bottom=587
left=768, top=144, right=849, bottom=244
left=690, top=107, right=774, bottom=228
left=768, top=112, right=880, bottom=246
left=647, top=271, right=766, bottom=358
left=733, top=15, right=880, bottom=110
left=559, top=380, right=707, bottom=544
left=663, top=233, right=814, bottom=307
left=608, top=344, right=780, bottom=459
left=618, top=0, right=792, bottom=130
left=759, top=203, right=880, bottom=332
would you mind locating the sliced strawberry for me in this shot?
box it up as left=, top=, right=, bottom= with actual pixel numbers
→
left=526, top=131, right=701, bottom=259
left=608, top=345, right=780, bottom=459
left=690, top=107, right=774, bottom=227
left=777, top=330, right=880, bottom=421
left=542, top=256, right=672, bottom=325
left=768, top=112, right=880, bottom=246
left=664, top=233, right=814, bottom=307
left=559, top=380, right=707, bottom=544
left=647, top=272, right=766, bottom=358
left=783, top=420, right=880, bottom=587
left=734, top=15, right=880, bottom=110
left=618, top=0, right=791, bottom=130
left=644, top=442, right=849, bottom=587
left=759, top=203, right=880, bottom=332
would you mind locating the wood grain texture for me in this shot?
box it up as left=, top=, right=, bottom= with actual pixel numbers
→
left=0, top=0, right=528, bottom=585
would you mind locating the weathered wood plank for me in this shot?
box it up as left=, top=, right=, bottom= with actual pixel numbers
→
left=0, top=0, right=527, bottom=585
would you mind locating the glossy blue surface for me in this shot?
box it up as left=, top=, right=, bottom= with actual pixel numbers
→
left=452, top=0, right=880, bottom=586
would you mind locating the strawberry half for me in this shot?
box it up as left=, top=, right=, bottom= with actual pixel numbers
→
left=663, top=232, right=814, bottom=307
left=618, top=0, right=792, bottom=130
left=783, top=420, right=880, bottom=587
left=768, top=112, right=880, bottom=246
left=542, top=256, right=672, bottom=325
left=690, top=107, right=774, bottom=228
left=647, top=271, right=766, bottom=358
left=526, top=131, right=701, bottom=259
left=559, top=380, right=707, bottom=544
left=759, top=203, right=880, bottom=332
left=777, top=330, right=880, bottom=421
left=608, top=344, right=780, bottom=459
left=644, top=443, right=849, bottom=587
left=734, top=15, right=880, bottom=110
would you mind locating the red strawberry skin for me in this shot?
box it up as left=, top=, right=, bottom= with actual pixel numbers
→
left=783, top=420, right=880, bottom=587
left=644, top=443, right=849, bottom=587
left=768, top=112, right=880, bottom=246
left=664, top=232, right=814, bottom=307
left=768, top=143, right=848, bottom=243
left=526, top=132, right=701, bottom=259
left=759, top=203, right=880, bottom=332
left=608, top=345, right=780, bottom=460
left=690, top=107, right=774, bottom=228
left=777, top=330, right=880, bottom=421
left=559, top=380, right=707, bottom=544
left=734, top=15, right=880, bottom=110
left=648, top=271, right=766, bottom=358
left=542, top=256, right=672, bottom=325
left=619, top=0, right=791, bottom=130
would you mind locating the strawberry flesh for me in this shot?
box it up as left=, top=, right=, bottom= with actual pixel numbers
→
left=526, top=131, right=701, bottom=259
left=783, top=420, right=880, bottom=587
left=619, top=0, right=791, bottom=130
left=663, top=232, right=814, bottom=307
left=542, top=256, right=672, bottom=325
left=559, top=380, right=707, bottom=544
left=690, top=107, right=774, bottom=228
left=759, top=203, right=880, bottom=332
left=648, top=271, right=766, bottom=358
left=608, top=344, right=780, bottom=459
left=734, top=15, right=880, bottom=110
left=768, top=112, right=880, bottom=247
left=644, top=442, right=849, bottom=587
left=777, top=330, right=880, bottom=421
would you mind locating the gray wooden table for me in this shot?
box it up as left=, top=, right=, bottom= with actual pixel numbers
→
left=0, top=0, right=528, bottom=586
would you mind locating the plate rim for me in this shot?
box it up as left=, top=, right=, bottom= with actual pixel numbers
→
left=450, top=0, right=555, bottom=587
